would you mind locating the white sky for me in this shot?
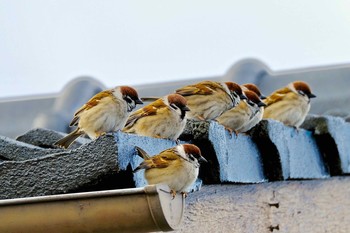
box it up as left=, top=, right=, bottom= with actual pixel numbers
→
left=1, top=0, right=350, bottom=98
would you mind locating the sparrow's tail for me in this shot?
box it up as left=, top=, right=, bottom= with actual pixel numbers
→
left=133, top=146, right=151, bottom=173
left=140, top=97, right=160, bottom=102
left=53, top=128, right=83, bottom=149
left=135, top=146, right=150, bottom=160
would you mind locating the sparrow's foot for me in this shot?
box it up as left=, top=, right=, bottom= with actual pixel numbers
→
left=170, top=189, right=177, bottom=199
left=180, top=191, right=188, bottom=198
left=225, top=127, right=238, bottom=139
left=291, top=125, right=300, bottom=133
left=197, top=115, right=205, bottom=121
left=97, top=132, right=107, bottom=137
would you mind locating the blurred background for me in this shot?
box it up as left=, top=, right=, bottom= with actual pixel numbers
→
left=1, top=0, right=350, bottom=99
left=1, top=0, right=350, bottom=138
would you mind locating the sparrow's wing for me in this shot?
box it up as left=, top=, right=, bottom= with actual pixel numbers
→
left=263, top=87, right=290, bottom=107
left=124, top=98, right=167, bottom=128
left=70, top=90, right=113, bottom=126
left=175, top=81, right=222, bottom=96
left=133, top=148, right=178, bottom=172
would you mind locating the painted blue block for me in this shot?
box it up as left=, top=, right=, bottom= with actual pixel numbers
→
left=208, top=121, right=266, bottom=183
left=322, top=116, right=350, bottom=173
left=267, top=120, right=329, bottom=179
left=114, top=131, right=202, bottom=192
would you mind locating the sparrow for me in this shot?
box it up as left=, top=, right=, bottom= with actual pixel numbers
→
left=175, top=80, right=246, bottom=120
left=134, top=143, right=207, bottom=197
left=54, top=86, right=143, bottom=148
left=216, top=90, right=266, bottom=134
left=238, top=83, right=267, bottom=132
left=123, top=94, right=190, bottom=140
left=263, top=81, right=316, bottom=128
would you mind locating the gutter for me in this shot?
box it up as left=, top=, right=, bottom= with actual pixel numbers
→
left=0, top=184, right=184, bottom=233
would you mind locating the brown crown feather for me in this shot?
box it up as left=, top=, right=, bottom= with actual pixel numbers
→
left=243, top=83, right=262, bottom=97
left=292, top=81, right=313, bottom=95
left=167, top=93, right=188, bottom=107
left=182, top=144, right=202, bottom=157
left=120, top=86, right=140, bottom=99
left=225, top=82, right=243, bottom=95
left=244, top=90, right=262, bottom=105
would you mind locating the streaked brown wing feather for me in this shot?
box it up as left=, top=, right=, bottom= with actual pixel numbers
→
left=70, top=90, right=112, bottom=126
left=124, top=99, right=166, bottom=128
left=176, top=81, right=222, bottom=96
left=134, top=148, right=178, bottom=171
left=264, top=87, right=290, bottom=107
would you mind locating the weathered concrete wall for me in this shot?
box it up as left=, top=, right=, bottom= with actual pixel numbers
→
left=179, top=177, right=350, bottom=233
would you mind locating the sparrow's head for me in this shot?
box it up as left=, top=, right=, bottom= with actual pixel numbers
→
left=179, top=144, right=207, bottom=166
left=224, top=82, right=247, bottom=101
left=244, top=90, right=266, bottom=108
left=291, top=81, right=316, bottom=99
left=120, top=86, right=143, bottom=112
left=242, top=83, right=266, bottom=99
left=167, top=94, right=190, bottom=119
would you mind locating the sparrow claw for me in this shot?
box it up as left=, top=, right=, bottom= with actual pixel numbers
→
left=197, top=115, right=205, bottom=121
left=96, top=132, right=107, bottom=137
left=170, top=189, right=177, bottom=199
left=181, top=191, right=188, bottom=198
left=225, top=127, right=238, bottom=139
left=290, top=125, right=300, bottom=133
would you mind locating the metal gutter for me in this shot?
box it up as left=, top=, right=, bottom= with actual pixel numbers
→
left=0, top=184, right=184, bottom=233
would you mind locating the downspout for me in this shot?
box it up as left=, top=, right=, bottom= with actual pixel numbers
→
left=0, top=184, right=184, bottom=233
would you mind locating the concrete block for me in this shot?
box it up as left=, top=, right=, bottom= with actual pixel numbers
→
left=0, top=135, right=64, bottom=161
left=265, top=119, right=329, bottom=179
left=249, top=121, right=283, bottom=181
left=208, top=122, right=266, bottom=183
left=302, top=114, right=350, bottom=174
left=16, top=128, right=91, bottom=149
left=181, top=120, right=266, bottom=183
left=0, top=134, right=119, bottom=199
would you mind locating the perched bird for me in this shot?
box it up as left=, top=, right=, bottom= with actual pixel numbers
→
left=54, top=86, right=143, bottom=148
left=238, top=83, right=267, bottom=132
left=123, top=94, right=190, bottom=140
left=216, top=90, right=266, bottom=134
left=134, top=144, right=207, bottom=197
left=263, top=81, right=316, bottom=128
left=175, top=80, right=246, bottom=120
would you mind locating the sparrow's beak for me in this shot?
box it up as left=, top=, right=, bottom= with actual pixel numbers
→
left=260, top=94, right=267, bottom=100
left=182, top=106, right=191, bottom=111
left=199, top=155, right=208, bottom=163
left=258, top=101, right=267, bottom=107
left=239, top=94, right=247, bottom=100
left=135, top=99, right=144, bottom=105
left=308, top=93, right=316, bottom=98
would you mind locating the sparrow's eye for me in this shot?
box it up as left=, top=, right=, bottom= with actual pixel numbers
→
left=298, top=90, right=305, bottom=96
left=247, top=100, right=255, bottom=106
left=188, top=154, right=196, bottom=162
left=124, top=96, right=133, bottom=103
left=170, top=103, right=178, bottom=110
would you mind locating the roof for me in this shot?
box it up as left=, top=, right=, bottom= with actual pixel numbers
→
left=1, top=58, right=350, bottom=138
left=1, top=58, right=350, bottom=232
